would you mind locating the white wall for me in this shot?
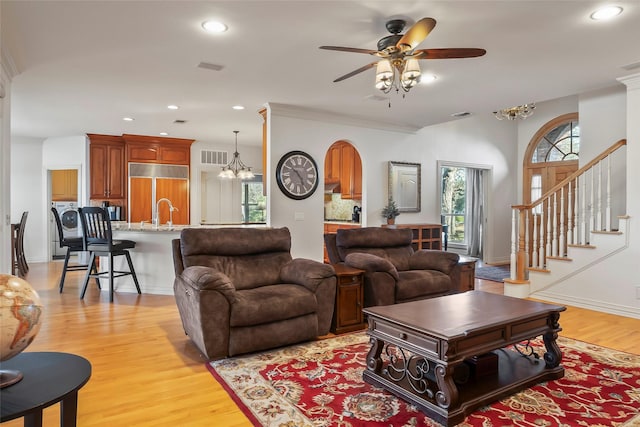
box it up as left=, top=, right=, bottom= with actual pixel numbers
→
left=1, top=28, right=16, bottom=273
left=267, top=108, right=519, bottom=263
left=579, top=86, right=627, bottom=225
left=10, top=136, right=45, bottom=262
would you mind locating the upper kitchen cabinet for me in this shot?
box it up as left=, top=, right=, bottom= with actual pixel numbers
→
left=325, top=141, right=362, bottom=200
left=51, top=169, right=78, bottom=201
left=88, top=134, right=126, bottom=201
left=325, top=143, right=342, bottom=186
left=123, top=134, right=194, bottom=165
left=340, top=143, right=362, bottom=200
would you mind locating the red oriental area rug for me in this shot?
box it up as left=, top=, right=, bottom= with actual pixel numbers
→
left=207, top=332, right=640, bottom=426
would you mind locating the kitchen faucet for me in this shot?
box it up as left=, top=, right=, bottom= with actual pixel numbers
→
left=154, top=198, right=178, bottom=227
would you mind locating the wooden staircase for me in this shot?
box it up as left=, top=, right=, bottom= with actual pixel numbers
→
left=505, top=139, right=628, bottom=298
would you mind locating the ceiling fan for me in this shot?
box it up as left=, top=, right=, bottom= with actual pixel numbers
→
left=319, top=17, right=486, bottom=94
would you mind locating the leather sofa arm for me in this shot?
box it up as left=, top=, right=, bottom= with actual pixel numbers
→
left=178, top=266, right=237, bottom=303
left=345, top=253, right=399, bottom=280
left=409, top=250, right=459, bottom=274
left=280, top=258, right=335, bottom=293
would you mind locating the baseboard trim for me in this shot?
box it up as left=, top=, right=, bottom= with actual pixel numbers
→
left=533, top=290, right=640, bottom=320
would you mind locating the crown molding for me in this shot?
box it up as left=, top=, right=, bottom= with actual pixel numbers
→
left=618, top=72, right=640, bottom=91
left=267, top=103, right=420, bottom=135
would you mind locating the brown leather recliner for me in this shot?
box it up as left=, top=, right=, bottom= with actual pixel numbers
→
left=173, top=227, right=337, bottom=360
left=325, top=227, right=462, bottom=307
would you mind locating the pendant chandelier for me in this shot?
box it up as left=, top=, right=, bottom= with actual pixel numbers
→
left=218, top=131, right=254, bottom=180
left=493, top=103, right=536, bottom=120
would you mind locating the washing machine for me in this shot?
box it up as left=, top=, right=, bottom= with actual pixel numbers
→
left=51, top=201, right=81, bottom=259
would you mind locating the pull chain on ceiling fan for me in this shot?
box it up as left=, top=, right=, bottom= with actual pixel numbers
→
left=319, top=17, right=486, bottom=101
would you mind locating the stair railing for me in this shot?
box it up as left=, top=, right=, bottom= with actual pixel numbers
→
left=509, top=139, right=627, bottom=282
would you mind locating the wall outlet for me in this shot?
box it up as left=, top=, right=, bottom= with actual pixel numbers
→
left=294, top=212, right=304, bottom=221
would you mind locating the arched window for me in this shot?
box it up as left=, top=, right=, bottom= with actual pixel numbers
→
left=524, top=113, right=579, bottom=205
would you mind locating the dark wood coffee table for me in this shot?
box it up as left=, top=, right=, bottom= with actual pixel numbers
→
left=362, top=291, right=566, bottom=426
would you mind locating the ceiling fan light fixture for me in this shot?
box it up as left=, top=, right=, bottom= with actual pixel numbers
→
left=401, top=58, right=421, bottom=89
left=375, top=60, right=394, bottom=91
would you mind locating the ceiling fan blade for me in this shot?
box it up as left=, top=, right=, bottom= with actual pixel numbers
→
left=413, top=48, right=487, bottom=59
left=396, top=18, right=436, bottom=52
left=319, top=46, right=379, bottom=55
left=333, top=62, right=378, bottom=82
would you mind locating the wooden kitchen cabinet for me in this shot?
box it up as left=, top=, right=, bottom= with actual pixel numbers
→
left=324, top=143, right=342, bottom=185
left=341, top=145, right=362, bottom=199
left=331, top=264, right=367, bottom=334
left=51, top=169, right=78, bottom=201
left=88, top=134, right=126, bottom=202
left=124, top=134, right=193, bottom=165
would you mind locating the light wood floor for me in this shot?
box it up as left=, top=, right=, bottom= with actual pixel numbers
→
left=3, top=262, right=639, bottom=426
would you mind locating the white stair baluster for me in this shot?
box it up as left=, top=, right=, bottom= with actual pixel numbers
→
left=559, top=187, right=565, bottom=256
left=510, top=208, right=517, bottom=280
left=532, top=212, right=538, bottom=268
left=605, top=154, right=611, bottom=231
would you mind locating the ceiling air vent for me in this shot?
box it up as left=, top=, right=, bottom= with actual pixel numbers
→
left=201, top=150, right=228, bottom=166
left=197, top=62, right=224, bottom=71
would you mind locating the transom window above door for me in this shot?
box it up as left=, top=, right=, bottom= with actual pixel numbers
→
left=531, top=119, right=580, bottom=163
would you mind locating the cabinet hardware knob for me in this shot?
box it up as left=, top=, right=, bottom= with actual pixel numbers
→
left=399, top=332, right=407, bottom=340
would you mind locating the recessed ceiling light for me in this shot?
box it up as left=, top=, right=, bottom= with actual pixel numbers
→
left=159, top=132, right=169, bottom=136
left=590, top=5, right=623, bottom=20
left=420, top=74, right=437, bottom=84
left=232, top=105, right=245, bottom=110
left=123, top=117, right=134, bottom=121
left=202, top=20, right=228, bottom=33
left=167, top=105, right=179, bottom=110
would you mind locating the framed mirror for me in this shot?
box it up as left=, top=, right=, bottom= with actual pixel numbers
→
left=388, top=161, right=421, bottom=212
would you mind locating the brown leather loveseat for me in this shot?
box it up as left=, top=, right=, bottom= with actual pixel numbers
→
left=173, top=227, right=337, bottom=360
left=325, top=227, right=462, bottom=307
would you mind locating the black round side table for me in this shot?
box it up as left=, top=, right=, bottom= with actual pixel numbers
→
left=0, top=352, right=91, bottom=427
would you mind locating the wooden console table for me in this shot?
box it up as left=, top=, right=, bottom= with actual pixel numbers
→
left=363, top=291, right=565, bottom=426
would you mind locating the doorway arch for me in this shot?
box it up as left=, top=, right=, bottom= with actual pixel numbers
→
left=323, top=141, right=362, bottom=220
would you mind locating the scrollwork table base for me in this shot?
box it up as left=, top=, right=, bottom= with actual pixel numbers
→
left=362, top=291, right=565, bottom=427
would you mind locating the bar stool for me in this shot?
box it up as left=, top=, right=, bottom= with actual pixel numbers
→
left=78, top=206, right=141, bottom=302
left=51, top=207, right=99, bottom=293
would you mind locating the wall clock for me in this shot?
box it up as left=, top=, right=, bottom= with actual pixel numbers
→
left=276, top=151, right=319, bottom=200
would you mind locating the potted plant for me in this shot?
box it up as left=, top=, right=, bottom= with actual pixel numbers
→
left=381, top=198, right=400, bottom=224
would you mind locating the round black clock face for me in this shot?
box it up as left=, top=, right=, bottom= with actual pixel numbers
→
left=276, top=151, right=319, bottom=200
